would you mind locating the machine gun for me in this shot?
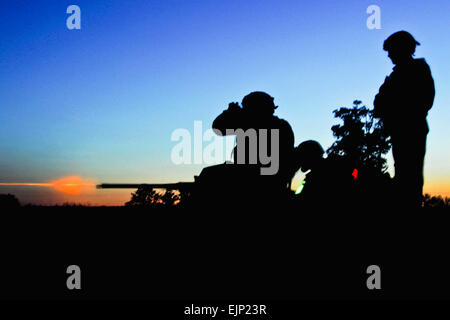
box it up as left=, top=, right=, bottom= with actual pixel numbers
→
left=97, top=182, right=195, bottom=190
left=96, top=163, right=275, bottom=207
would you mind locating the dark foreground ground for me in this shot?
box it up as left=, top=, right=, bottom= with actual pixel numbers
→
left=0, top=204, right=449, bottom=303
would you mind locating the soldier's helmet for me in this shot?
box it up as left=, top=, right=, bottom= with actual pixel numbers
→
left=241, top=91, right=277, bottom=115
left=294, top=140, right=324, bottom=172
left=383, top=31, right=420, bottom=55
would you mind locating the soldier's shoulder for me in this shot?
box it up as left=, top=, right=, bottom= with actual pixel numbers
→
left=414, top=57, right=428, bottom=65
left=272, top=116, right=293, bottom=130
left=414, top=58, right=432, bottom=72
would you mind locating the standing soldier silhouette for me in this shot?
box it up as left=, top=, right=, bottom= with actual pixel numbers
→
left=374, top=31, right=435, bottom=208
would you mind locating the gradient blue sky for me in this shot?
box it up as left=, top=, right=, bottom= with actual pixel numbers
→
left=0, top=0, right=449, bottom=204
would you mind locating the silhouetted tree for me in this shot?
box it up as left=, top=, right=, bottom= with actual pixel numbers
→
left=422, top=194, right=450, bottom=209
left=177, top=189, right=192, bottom=207
left=0, top=194, right=20, bottom=208
left=327, top=100, right=391, bottom=173
left=125, top=187, right=180, bottom=207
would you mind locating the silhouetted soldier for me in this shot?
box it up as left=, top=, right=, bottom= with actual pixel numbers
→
left=209, top=91, right=295, bottom=204
left=292, top=140, right=356, bottom=208
left=374, top=31, right=435, bottom=208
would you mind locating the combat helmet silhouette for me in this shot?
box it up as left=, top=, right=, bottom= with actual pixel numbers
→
left=383, top=31, right=420, bottom=54
left=293, top=140, right=324, bottom=174
left=241, top=91, right=278, bottom=115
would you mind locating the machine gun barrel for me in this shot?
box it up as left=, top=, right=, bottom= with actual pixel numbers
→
left=97, top=182, right=194, bottom=190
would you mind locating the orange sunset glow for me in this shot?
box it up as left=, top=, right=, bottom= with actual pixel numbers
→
left=0, top=176, right=96, bottom=195
left=0, top=175, right=134, bottom=206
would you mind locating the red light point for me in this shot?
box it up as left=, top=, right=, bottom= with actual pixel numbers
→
left=352, top=168, right=358, bottom=180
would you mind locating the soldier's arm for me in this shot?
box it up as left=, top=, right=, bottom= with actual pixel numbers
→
left=373, top=76, right=392, bottom=118
left=404, top=61, right=435, bottom=117
left=419, top=64, right=435, bottom=114
left=427, top=72, right=435, bottom=112
left=212, top=102, right=243, bottom=136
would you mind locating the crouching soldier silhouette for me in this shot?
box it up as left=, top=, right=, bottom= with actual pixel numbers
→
left=292, top=140, right=357, bottom=209
left=195, top=92, right=295, bottom=208
left=374, top=31, right=435, bottom=208
left=292, top=140, right=393, bottom=210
